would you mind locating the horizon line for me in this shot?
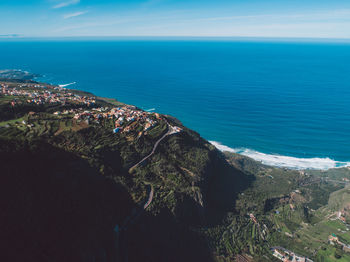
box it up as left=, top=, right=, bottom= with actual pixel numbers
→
left=1, top=35, right=350, bottom=43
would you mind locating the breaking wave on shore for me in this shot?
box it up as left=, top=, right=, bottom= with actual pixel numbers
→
left=210, top=141, right=350, bottom=170
left=59, top=82, right=76, bottom=88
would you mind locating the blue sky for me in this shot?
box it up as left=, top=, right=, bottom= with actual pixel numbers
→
left=1, top=0, right=350, bottom=38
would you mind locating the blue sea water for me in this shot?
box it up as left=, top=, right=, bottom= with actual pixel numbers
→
left=1, top=39, right=350, bottom=169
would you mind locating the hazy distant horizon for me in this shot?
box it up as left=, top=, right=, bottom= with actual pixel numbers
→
left=1, top=35, right=350, bottom=43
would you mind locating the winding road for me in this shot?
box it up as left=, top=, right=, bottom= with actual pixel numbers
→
left=122, top=121, right=181, bottom=229
left=129, top=122, right=180, bottom=172
left=118, top=120, right=181, bottom=262
left=143, top=185, right=154, bottom=209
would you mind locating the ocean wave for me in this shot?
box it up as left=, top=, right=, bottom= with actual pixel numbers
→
left=209, top=141, right=350, bottom=170
left=58, top=82, right=76, bottom=88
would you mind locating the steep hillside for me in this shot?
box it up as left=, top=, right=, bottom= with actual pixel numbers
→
left=2, top=78, right=349, bottom=262
left=0, top=79, right=254, bottom=262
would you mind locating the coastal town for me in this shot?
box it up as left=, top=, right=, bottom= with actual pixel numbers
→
left=71, top=105, right=163, bottom=135
left=1, top=82, right=96, bottom=106
left=0, top=81, right=182, bottom=136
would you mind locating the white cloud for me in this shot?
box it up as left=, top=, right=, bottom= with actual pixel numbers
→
left=63, top=11, right=87, bottom=19
left=49, top=8, right=350, bottom=38
left=195, top=9, right=350, bottom=23
left=55, top=18, right=136, bottom=32
left=53, top=0, right=80, bottom=9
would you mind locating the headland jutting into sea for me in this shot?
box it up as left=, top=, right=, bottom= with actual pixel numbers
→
left=0, top=67, right=350, bottom=170
left=1, top=68, right=350, bottom=171
left=1, top=40, right=349, bottom=169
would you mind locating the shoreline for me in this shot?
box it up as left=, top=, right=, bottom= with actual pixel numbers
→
left=2, top=69, right=350, bottom=171
left=210, top=141, right=350, bottom=171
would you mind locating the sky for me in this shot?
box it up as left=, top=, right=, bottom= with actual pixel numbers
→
left=0, top=0, right=350, bottom=38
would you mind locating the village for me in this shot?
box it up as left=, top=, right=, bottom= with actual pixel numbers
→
left=69, top=105, right=164, bottom=135
left=0, top=82, right=182, bottom=136
left=0, top=82, right=96, bottom=106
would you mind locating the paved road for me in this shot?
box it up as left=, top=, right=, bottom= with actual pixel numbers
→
left=121, top=184, right=154, bottom=229
left=119, top=120, right=181, bottom=262
left=129, top=123, right=180, bottom=172
left=143, top=185, right=154, bottom=209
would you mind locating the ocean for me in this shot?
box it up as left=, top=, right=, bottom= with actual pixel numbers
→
left=1, top=39, right=350, bottom=169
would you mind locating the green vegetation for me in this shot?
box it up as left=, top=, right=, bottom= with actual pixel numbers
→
left=1, top=79, right=350, bottom=262
left=316, top=246, right=350, bottom=262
